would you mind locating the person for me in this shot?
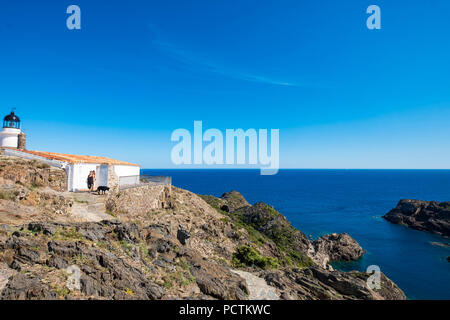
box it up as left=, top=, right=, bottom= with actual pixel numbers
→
left=87, top=171, right=95, bottom=192
left=91, top=170, right=96, bottom=192
left=87, top=171, right=92, bottom=191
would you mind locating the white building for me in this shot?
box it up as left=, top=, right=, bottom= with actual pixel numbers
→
left=1, top=110, right=141, bottom=191
left=1, top=111, right=25, bottom=149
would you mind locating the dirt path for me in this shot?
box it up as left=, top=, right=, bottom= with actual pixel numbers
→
left=70, top=192, right=113, bottom=222
left=231, top=270, right=279, bottom=300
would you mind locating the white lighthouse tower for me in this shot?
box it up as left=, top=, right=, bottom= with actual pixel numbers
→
left=1, top=111, right=22, bottom=148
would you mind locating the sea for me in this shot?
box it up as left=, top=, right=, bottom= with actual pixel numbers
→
left=141, top=169, right=450, bottom=300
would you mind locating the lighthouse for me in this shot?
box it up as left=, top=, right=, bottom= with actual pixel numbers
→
left=1, top=111, right=26, bottom=149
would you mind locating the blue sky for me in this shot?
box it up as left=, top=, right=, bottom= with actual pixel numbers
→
left=0, top=0, right=449, bottom=168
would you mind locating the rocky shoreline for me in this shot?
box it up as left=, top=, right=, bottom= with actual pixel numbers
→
left=383, top=199, right=450, bottom=237
left=0, top=156, right=406, bottom=300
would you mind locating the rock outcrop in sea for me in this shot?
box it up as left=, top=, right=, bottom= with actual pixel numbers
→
left=383, top=199, right=450, bottom=237
left=311, top=233, right=365, bottom=267
left=0, top=155, right=406, bottom=300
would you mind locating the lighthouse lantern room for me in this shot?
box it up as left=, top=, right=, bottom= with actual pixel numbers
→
left=1, top=111, right=23, bottom=149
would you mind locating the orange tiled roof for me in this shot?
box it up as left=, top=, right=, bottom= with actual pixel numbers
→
left=16, top=149, right=139, bottom=166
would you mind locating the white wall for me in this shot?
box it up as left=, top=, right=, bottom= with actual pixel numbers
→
left=66, top=164, right=140, bottom=191
left=98, top=164, right=109, bottom=187
left=113, top=165, right=140, bottom=177
left=1, top=128, right=20, bottom=148
left=66, top=165, right=73, bottom=191
left=70, top=163, right=98, bottom=191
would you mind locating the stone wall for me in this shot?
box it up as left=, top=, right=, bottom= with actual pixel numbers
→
left=107, top=165, right=119, bottom=192
left=105, top=184, right=172, bottom=217
left=0, top=155, right=67, bottom=192
left=17, top=133, right=26, bottom=150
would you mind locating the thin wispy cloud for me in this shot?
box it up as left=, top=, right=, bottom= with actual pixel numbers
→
left=153, top=41, right=299, bottom=87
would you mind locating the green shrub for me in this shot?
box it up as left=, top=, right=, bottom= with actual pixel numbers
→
left=74, top=197, right=88, bottom=204
left=53, top=227, right=84, bottom=241
left=232, top=245, right=279, bottom=269
left=0, top=189, right=18, bottom=201
left=30, top=182, right=44, bottom=190
left=288, top=250, right=314, bottom=268
left=106, top=209, right=117, bottom=217
left=163, top=270, right=195, bottom=289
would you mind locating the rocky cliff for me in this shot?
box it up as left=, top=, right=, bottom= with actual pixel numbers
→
left=0, top=157, right=406, bottom=300
left=0, top=155, right=67, bottom=192
left=383, top=199, right=450, bottom=237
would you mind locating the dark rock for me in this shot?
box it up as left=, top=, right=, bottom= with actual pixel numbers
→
left=262, top=271, right=287, bottom=290
left=347, top=270, right=407, bottom=300
left=297, top=267, right=406, bottom=300
left=183, top=250, right=248, bottom=300
left=0, top=273, right=57, bottom=300
left=9, top=260, right=21, bottom=271
left=312, top=233, right=365, bottom=262
left=28, top=222, right=59, bottom=236
left=154, top=255, right=175, bottom=270
left=78, top=222, right=108, bottom=242
left=155, top=238, right=174, bottom=253
left=80, top=276, right=96, bottom=296
left=47, top=240, right=78, bottom=257
left=17, top=247, right=45, bottom=264
left=145, top=283, right=165, bottom=299
left=259, top=266, right=406, bottom=300
left=309, top=266, right=373, bottom=299
left=177, top=227, right=190, bottom=245
left=145, top=223, right=171, bottom=238
left=114, top=223, right=139, bottom=243
left=383, top=199, right=450, bottom=237
left=46, top=256, right=68, bottom=269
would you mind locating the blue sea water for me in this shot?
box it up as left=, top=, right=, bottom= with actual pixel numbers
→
left=142, top=169, right=450, bottom=300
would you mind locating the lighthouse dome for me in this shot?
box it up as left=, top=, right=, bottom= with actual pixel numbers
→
left=3, top=111, right=20, bottom=129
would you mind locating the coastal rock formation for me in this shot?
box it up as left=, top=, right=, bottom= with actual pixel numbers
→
left=0, top=155, right=67, bottom=192
left=259, top=266, right=405, bottom=300
left=235, top=202, right=311, bottom=254
left=199, top=190, right=250, bottom=214
left=0, top=219, right=405, bottom=300
left=202, top=192, right=364, bottom=269
left=0, top=157, right=406, bottom=300
left=0, top=221, right=247, bottom=300
left=220, top=191, right=250, bottom=212
left=311, top=233, right=365, bottom=267
left=383, top=199, right=450, bottom=237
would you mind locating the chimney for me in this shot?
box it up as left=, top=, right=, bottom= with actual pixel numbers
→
left=18, top=132, right=26, bottom=150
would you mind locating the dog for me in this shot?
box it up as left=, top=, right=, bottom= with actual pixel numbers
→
left=96, top=186, right=110, bottom=195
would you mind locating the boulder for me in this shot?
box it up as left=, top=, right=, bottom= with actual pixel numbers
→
left=312, top=233, right=365, bottom=264
left=177, top=227, right=190, bottom=245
